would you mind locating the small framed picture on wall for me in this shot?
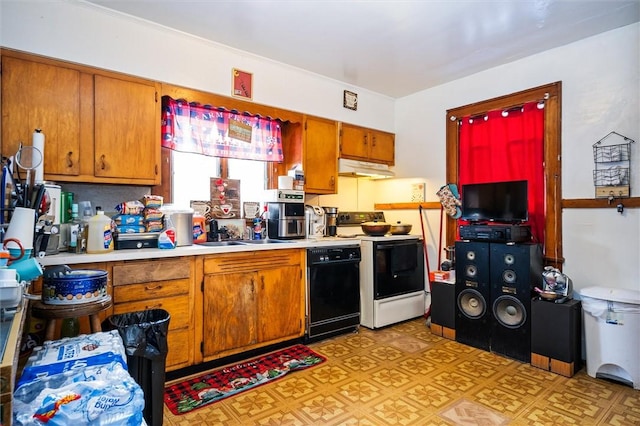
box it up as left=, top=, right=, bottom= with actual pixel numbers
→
left=343, top=90, right=357, bottom=110
left=232, top=68, right=253, bottom=100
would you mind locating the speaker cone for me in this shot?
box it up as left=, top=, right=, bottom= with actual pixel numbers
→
left=504, top=254, right=515, bottom=265
left=502, top=269, right=516, bottom=283
left=466, top=251, right=476, bottom=261
left=493, top=295, right=526, bottom=328
left=465, top=265, right=477, bottom=278
left=458, top=289, right=486, bottom=319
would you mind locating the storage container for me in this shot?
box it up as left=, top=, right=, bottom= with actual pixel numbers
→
left=579, top=286, right=640, bottom=389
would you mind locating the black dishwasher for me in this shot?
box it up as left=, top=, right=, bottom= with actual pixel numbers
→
left=306, top=246, right=361, bottom=342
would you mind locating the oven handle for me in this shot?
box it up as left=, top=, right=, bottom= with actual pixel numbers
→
left=375, top=241, right=419, bottom=250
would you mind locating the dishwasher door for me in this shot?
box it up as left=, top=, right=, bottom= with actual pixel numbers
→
left=306, top=247, right=361, bottom=341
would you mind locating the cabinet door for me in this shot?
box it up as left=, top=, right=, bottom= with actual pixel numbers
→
left=258, top=265, right=303, bottom=342
left=94, top=75, right=160, bottom=183
left=304, top=116, right=338, bottom=194
left=202, top=272, right=258, bottom=357
left=369, top=130, right=395, bottom=165
left=340, top=124, right=369, bottom=160
left=1, top=56, right=80, bottom=176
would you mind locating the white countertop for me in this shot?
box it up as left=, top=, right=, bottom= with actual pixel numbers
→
left=38, top=237, right=361, bottom=266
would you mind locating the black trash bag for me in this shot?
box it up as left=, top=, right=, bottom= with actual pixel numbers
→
left=106, top=309, right=170, bottom=360
left=105, top=309, right=170, bottom=426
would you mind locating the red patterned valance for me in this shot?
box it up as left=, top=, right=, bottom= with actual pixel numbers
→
left=161, top=96, right=283, bottom=162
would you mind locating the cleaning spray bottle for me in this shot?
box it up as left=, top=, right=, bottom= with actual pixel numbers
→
left=158, top=213, right=177, bottom=249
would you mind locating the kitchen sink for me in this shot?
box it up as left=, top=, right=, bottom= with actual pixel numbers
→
left=239, top=239, right=291, bottom=244
left=200, top=241, right=245, bottom=247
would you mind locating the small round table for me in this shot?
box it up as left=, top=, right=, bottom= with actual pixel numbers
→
left=30, top=296, right=113, bottom=341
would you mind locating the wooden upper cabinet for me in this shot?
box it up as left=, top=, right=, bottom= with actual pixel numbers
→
left=340, top=123, right=395, bottom=165
left=303, top=116, right=338, bottom=194
left=1, top=56, right=81, bottom=176
left=1, top=50, right=160, bottom=185
left=94, top=75, right=160, bottom=182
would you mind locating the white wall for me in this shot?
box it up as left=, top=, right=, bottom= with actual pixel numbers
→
left=393, top=23, right=640, bottom=294
left=0, top=1, right=395, bottom=130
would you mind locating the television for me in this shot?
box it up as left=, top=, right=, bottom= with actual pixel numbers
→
left=460, top=180, right=528, bottom=223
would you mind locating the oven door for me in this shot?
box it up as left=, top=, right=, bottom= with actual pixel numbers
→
left=374, top=240, right=425, bottom=299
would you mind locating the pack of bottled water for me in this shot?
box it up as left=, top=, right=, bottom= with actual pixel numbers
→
left=13, top=331, right=145, bottom=426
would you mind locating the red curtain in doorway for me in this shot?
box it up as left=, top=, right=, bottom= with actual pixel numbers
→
left=458, top=101, right=545, bottom=243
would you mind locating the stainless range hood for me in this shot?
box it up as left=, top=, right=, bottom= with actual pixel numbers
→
left=338, top=158, right=395, bottom=178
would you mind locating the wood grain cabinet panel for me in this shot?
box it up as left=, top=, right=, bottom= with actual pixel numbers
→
left=1, top=50, right=160, bottom=185
left=340, top=123, right=395, bottom=165
left=112, top=257, right=194, bottom=371
left=303, top=116, right=338, bottom=194
left=1, top=55, right=81, bottom=177
left=201, top=249, right=305, bottom=361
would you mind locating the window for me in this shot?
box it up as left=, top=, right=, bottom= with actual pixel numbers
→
left=446, top=82, right=562, bottom=268
left=171, top=150, right=266, bottom=208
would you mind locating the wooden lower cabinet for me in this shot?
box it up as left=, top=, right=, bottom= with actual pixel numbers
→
left=201, top=249, right=305, bottom=361
left=111, top=257, right=195, bottom=371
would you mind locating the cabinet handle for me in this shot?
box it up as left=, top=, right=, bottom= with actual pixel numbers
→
left=145, top=284, right=162, bottom=291
left=330, top=175, right=335, bottom=188
left=66, top=152, right=74, bottom=168
left=363, top=135, right=368, bottom=146
left=100, top=154, right=106, bottom=170
left=372, top=135, right=376, bottom=147
left=145, top=303, right=162, bottom=309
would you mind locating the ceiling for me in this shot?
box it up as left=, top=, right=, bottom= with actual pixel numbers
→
left=85, top=0, right=639, bottom=98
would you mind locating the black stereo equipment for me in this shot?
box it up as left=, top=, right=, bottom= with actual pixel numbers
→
left=490, top=243, right=542, bottom=363
left=531, top=299, right=582, bottom=377
left=459, top=224, right=531, bottom=243
left=431, top=280, right=456, bottom=340
left=455, top=241, right=491, bottom=351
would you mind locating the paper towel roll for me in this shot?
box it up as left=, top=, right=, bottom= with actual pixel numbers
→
left=33, top=129, right=45, bottom=184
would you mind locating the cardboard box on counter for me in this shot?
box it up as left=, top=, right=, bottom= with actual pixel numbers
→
left=429, top=270, right=450, bottom=282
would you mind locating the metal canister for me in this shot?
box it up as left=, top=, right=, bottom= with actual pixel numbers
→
left=61, top=191, right=74, bottom=223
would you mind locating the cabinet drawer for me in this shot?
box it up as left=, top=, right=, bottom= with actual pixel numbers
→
left=112, top=296, right=190, bottom=330
left=166, top=327, right=190, bottom=369
left=112, top=258, right=191, bottom=286
left=204, top=249, right=303, bottom=274
left=113, top=279, right=189, bottom=302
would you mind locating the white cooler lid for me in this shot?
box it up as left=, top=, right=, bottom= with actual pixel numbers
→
left=579, top=286, right=640, bottom=304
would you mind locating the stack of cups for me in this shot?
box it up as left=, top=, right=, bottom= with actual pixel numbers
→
left=4, top=207, right=35, bottom=258
left=3, top=207, right=43, bottom=282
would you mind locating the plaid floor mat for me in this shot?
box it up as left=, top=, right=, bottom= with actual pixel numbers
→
left=164, top=344, right=326, bottom=415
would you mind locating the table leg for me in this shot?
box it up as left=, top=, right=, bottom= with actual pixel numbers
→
left=45, top=319, right=57, bottom=341
left=90, top=314, right=102, bottom=333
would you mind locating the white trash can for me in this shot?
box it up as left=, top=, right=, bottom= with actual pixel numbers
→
left=579, top=286, right=640, bottom=389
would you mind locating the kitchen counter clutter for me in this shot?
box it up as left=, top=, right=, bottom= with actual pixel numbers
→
left=37, top=238, right=360, bottom=267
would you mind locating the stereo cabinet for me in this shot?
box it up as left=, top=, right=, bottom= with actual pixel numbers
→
left=531, top=298, right=582, bottom=377
left=201, top=249, right=305, bottom=361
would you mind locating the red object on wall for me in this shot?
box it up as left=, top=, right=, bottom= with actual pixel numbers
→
left=458, top=101, right=545, bottom=244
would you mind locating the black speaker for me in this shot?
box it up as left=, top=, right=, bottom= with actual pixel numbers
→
left=490, top=243, right=542, bottom=362
left=431, top=280, right=456, bottom=339
left=455, top=241, right=491, bottom=351
left=531, top=298, right=582, bottom=377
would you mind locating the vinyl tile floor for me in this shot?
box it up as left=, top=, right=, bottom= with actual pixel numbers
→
left=163, top=318, right=639, bottom=425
